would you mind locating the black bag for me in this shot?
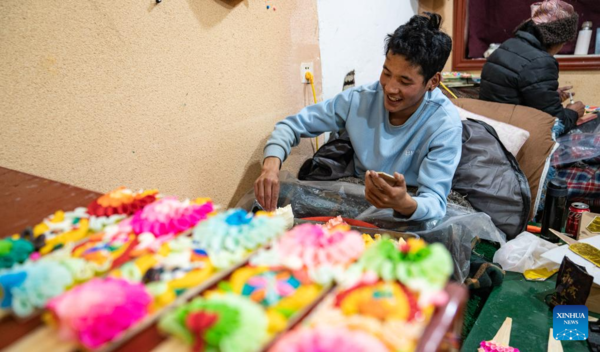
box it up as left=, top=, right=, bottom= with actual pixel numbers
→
left=453, top=119, right=531, bottom=239
left=298, top=131, right=355, bottom=181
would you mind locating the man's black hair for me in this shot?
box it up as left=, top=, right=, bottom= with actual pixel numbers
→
left=384, top=12, right=452, bottom=83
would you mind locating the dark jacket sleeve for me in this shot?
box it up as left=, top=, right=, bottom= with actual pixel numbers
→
left=518, top=56, right=578, bottom=132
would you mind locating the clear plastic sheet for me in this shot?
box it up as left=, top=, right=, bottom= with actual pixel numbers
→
left=235, top=171, right=506, bottom=283
left=552, top=118, right=600, bottom=167
left=492, top=232, right=559, bottom=274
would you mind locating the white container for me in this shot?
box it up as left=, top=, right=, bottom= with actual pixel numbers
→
left=596, top=28, right=600, bottom=54
left=574, top=21, right=593, bottom=55
left=484, top=43, right=500, bottom=58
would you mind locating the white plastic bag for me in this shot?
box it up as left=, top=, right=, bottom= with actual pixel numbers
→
left=493, top=232, right=559, bottom=273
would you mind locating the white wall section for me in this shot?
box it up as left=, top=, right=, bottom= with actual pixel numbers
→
left=317, top=0, right=418, bottom=100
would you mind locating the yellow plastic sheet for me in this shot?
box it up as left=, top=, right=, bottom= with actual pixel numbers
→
left=587, top=216, right=600, bottom=233
left=523, top=268, right=558, bottom=281
left=570, top=242, right=600, bottom=268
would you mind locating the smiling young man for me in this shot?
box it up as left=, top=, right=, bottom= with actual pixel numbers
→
left=255, top=13, right=462, bottom=222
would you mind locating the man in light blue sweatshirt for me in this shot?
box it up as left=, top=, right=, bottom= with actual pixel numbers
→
left=255, top=13, right=462, bottom=222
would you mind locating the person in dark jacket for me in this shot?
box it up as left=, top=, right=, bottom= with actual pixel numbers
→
left=479, top=0, right=585, bottom=134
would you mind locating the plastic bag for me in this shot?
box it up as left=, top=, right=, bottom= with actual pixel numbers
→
left=552, top=120, right=600, bottom=167
left=492, top=232, right=559, bottom=273
left=236, top=171, right=506, bottom=283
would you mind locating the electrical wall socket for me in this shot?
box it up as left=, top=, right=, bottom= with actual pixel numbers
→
left=300, top=62, right=314, bottom=84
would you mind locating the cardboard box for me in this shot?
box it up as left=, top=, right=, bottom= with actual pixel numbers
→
left=579, top=212, right=600, bottom=240
left=588, top=284, right=600, bottom=314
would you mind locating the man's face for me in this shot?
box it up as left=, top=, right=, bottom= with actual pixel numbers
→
left=379, top=53, right=430, bottom=118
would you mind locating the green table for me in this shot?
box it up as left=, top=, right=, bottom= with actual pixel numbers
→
left=463, top=272, right=589, bottom=351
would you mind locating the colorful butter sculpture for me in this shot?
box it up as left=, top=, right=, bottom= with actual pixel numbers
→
left=71, top=227, right=137, bottom=272
left=270, top=326, right=389, bottom=352
left=249, top=223, right=365, bottom=285
left=158, top=294, right=269, bottom=352
left=321, top=216, right=406, bottom=249
left=585, top=105, right=600, bottom=114
left=4, top=188, right=160, bottom=269
left=478, top=317, right=520, bottom=352
left=192, top=209, right=289, bottom=269
left=72, top=197, right=214, bottom=272
left=479, top=341, right=520, bottom=352
left=111, top=208, right=286, bottom=311
left=0, top=196, right=212, bottom=320
left=45, top=242, right=210, bottom=350
left=0, top=238, right=35, bottom=269
left=233, top=224, right=365, bottom=332
left=130, top=197, right=214, bottom=237
left=362, top=233, right=406, bottom=248
left=47, top=277, right=152, bottom=350
left=110, top=235, right=215, bottom=310
left=31, top=208, right=91, bottom=255
left=72, top=197, right=215, bottom=307
left=347, top=238, right=452, bottom=294
left=256, top=204, right=295, bottom=230
left=87, top=187, right=158, bottom=217
left=32, top=187, right=159, bottom=255
left=159, top=223, right=367, bottom=350
left=0, top=246, right=100, bottom=317
left=46, top=207, right=289, bottom=350
left=322, top=215, right=347, bottom=231
left=271, top=238, right=453, bottom=352
left=219, top=266, right=322, bottom=335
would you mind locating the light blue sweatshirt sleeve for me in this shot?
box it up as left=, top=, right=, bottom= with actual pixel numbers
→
left=263, top=89, right=354, bottom=162
left=407, top=126, right=462, bottom=221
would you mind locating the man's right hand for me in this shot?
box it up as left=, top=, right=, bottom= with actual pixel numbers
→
left=254, top=157, right=281, bottom=211
left=567, top=101, right=585, bottom=117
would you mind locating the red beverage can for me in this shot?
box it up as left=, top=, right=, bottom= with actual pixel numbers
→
left=566, top=202, right=590, bottom=239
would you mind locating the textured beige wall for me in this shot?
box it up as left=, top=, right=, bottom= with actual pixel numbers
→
left=419, top=0, right=600, bottom=103
left=0, top=0, right=321, bottom=207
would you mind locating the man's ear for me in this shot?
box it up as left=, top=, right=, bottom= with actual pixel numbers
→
left=428, top=72, right=441, bottom=91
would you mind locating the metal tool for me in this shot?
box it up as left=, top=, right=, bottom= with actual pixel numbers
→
left=569, top=91, right=574, bottom=105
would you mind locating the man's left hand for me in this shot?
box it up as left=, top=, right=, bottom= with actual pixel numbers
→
left=558, top=86, right=574, bottom=102
left=364, top=170, right=417, bottom=217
